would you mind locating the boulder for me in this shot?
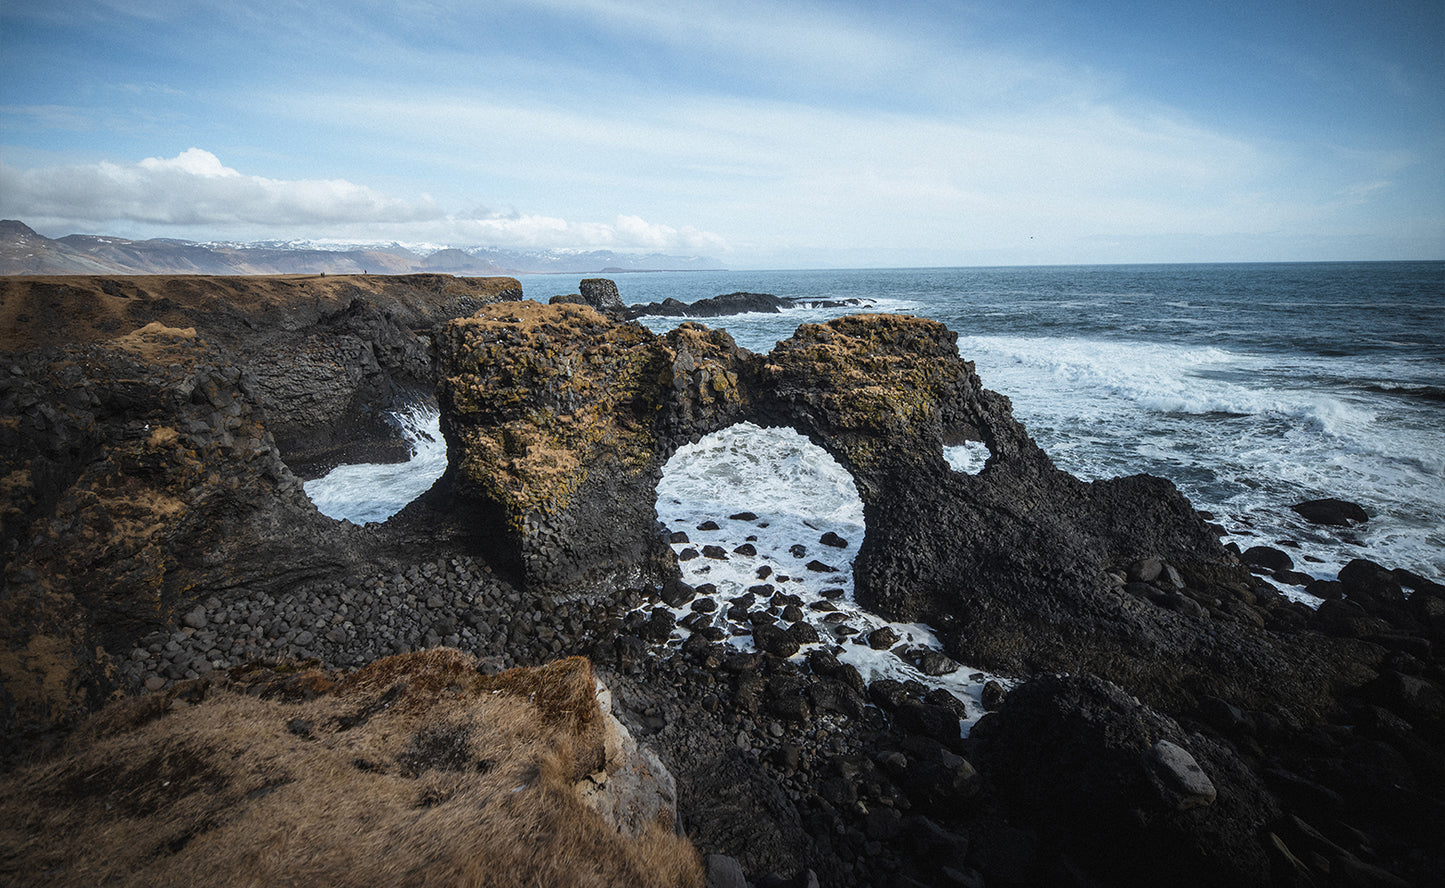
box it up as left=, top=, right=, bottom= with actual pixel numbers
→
left=579, top=278, right=626, bottom=314
left=1291, top=498, right=1369, bottom=526
left=579, top=675, right=682, bottom=836
left=971, top=673, right=1280, bottom=888
left=1241, top=545, right=1294, bottom=573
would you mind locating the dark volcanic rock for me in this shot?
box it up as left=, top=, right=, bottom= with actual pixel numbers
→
left=578, top=278, right=625, bottom=314
left=972, top=673, right=1280, bottom=888
left=626, top=291, right=788, bottom=319
left=1291, top=498, right=1369, bottom=526
left=431, top=306, right=1378, bottom=728
left=0, top=327, right=365, bottom=740
left=0, top=274, right=523, bottom=476
left=1241, top=545, right=1295, bottom=573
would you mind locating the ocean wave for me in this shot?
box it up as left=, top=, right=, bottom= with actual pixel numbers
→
left=303, top=403, right=447, bottom=524
left=956, top=334, right=1391, bottom=437
left=1362, top=382, right=1445, bottom=403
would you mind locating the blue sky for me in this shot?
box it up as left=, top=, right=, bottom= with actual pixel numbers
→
left=2, top=0, right=1441, bottom=268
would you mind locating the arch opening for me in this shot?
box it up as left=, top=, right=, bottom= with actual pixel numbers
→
left=657, top=421, right=864, bottom=605
left=945, top=439, right=993, bottom=475
left=649, top=422, right=1010, bottom=731
left=302, top=401, right=447, bottom=524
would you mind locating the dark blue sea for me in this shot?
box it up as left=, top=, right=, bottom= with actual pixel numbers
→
left=517, top=262, right=1445, bottom=591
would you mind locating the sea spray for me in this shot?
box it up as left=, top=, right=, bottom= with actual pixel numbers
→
left=303, top=402, right=447, bottom=524
left=652, top=422, right=1011, bottom=733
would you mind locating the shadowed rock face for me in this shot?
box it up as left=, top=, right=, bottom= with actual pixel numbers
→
left=434, top=304, right=1364, bottom=717
left=0, top=325, right=366, bottom=741
left=0, top=274, right=523, bottom=475
left=0, top=274, right=522, bottom=747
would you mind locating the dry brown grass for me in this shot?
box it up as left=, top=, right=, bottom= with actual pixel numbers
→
left=0, top=650, right=702, bottom=888
left=0, top=274, right=521, bottom=351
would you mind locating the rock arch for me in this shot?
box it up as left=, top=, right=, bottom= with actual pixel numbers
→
left=433, top=301, right=1247, bottom=688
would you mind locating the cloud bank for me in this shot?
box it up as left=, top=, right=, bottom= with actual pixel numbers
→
left=0, top=149, right=729, bottom=255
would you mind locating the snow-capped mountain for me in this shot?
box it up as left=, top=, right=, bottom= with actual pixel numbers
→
left=0, top=221, right=725, bottom=275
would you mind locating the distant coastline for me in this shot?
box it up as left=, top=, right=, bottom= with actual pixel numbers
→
left=0, top=219, right=726, bottom=277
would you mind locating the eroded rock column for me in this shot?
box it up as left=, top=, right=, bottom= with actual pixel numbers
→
left=433, top=303, right=753, bottom=593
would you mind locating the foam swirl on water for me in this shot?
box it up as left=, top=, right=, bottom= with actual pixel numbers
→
left=303, top=403, right=447, bottom=525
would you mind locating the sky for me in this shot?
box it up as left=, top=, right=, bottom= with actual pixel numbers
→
left=1, top=0, right=1442, bottom=268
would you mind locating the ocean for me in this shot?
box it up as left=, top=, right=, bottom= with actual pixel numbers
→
left=523, top=262, right=1444, bottom=587
left=303, top=261, right=1443, bottom=723
left=310, top=261, right=1445, bottom=593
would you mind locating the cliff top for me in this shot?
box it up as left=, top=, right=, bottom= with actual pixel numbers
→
left=0, top=273, right=522, bottom=351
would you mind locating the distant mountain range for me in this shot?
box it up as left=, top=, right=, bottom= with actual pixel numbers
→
left=0, top=220, right=724, bottom=275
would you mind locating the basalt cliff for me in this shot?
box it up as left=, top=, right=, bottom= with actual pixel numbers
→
left=2, top=276, right=1442, bottom=888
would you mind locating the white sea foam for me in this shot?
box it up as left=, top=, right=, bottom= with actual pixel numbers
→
left=652, top=422, right=1011, bottom=733
left=945, top=440, right=991, bottom=474
left=956, top=333, right=1445, bottom=589
left=303, top=403, right=447, bottom=524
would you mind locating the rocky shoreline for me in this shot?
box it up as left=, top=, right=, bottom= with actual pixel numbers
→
left=2, top=275, right=1442, bottom=887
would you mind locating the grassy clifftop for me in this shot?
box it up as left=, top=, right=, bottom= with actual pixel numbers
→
left=0, top=650, right=702, bottom=887
left=0, top=273, right=522, bottom=351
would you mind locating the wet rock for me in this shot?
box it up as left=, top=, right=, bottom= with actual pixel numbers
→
left=1241, top=545, right=1294, bottom=573
left=981, top=680, right=1006, bottom=711
left=820, top=532, right=849, bottom=548
left=641, top=608, right=676, bottom=643
left=805, top=560, right=837, bottom=573
left=917, top=651, right=960, bottom=676
left=867, top=627, right=900, bottom=650
left=1291, top=498, right=1369, bottom=526
left=785, top=622, right=820, bottom=645
left=660, top=580, right=696, bottom=608
left=869, top=679, right=911, bottom=711
left=753, top=623, right=800, bottom=659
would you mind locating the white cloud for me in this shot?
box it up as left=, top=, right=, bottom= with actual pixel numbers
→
left=443, top=212, right=728, bottom=255
left=0, top=148, right=442, bottom=227
left=0, top=149, right=731, bottom=255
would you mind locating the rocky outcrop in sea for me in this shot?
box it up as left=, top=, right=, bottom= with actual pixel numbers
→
left=2, top=276, right=1441, bottom=887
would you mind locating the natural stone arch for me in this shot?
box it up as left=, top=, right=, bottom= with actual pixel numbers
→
left=432, top=302, right=1260, bottom=707
left=431, top=303, right=1018, bottom=595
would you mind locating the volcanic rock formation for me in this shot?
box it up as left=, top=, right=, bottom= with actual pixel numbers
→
left=432, top=303, right=1376, bottom=723
left=1, top=273, right=522, bottom=474
left=4, top=282, right=1443, bottom=888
